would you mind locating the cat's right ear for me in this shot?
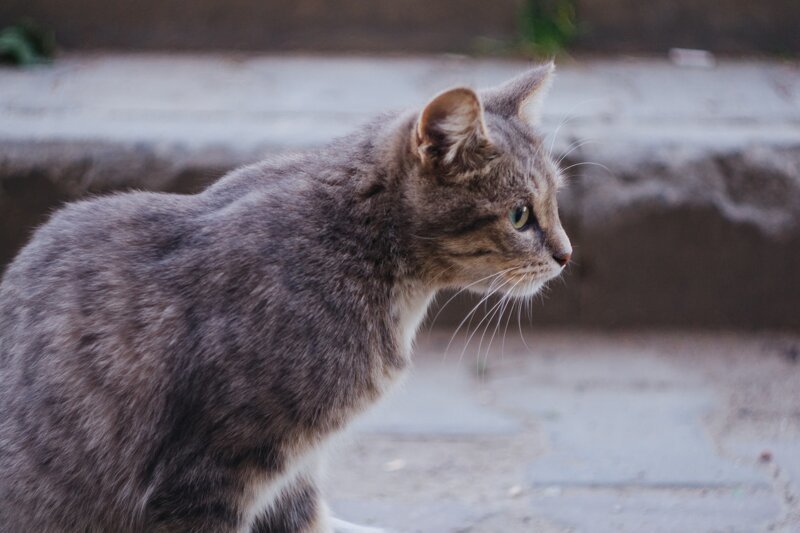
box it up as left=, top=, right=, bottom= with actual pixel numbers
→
left=414, top=87, right=492, bottom=173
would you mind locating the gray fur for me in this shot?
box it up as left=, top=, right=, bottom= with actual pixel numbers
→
left=0, top=66, right=570, bottom=532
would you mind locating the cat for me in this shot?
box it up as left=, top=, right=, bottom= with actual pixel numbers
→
left=0, top=63, right=571, bottom=532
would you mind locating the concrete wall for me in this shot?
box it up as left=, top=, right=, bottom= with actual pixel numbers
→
left=575, top=0, right=800, bottom=55
left=1, top=0, right=798, bottom=54
left=0, top=0, right=520, bottom=53
left=3, top=142, right=799, bottom=330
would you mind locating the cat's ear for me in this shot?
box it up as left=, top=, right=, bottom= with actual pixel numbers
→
left=482, top=62, right=554, bottom=126
left=415, top=87, right=492, bottom=171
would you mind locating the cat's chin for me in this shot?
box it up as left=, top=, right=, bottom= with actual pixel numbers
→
left=466, top=275, right=551, bottom=298
left=505, top=279, right=547, bottom=298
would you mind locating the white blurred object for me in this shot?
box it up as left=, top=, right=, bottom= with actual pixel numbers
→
left=669, top=48, right=716, bottom=68
left=382, top=458, right=406, bottom=472
left=543, top=486, right=563, bottom=497
left=507, top=484, right=523, bottom=498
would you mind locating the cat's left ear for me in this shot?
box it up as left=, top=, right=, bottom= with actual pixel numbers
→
left=415, top=87, right=492, bottom=172
left=482, top=62, right=555, bottom=126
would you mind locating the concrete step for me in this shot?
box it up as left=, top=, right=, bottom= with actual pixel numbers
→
left=1, top=54, right=799, bottom=328
left=1, top=0, right=798, bottom=54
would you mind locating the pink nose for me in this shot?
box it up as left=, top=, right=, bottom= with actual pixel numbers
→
left=553, top=251, right=571, bottom=267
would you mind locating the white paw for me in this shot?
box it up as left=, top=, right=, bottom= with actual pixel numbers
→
left=330, top=516, right=389, bottom=533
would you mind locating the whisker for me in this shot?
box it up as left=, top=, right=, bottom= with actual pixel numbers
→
left=484, top=276, right=526, bottom=365
left=444, top=270, right=514, bottom=359
left=476, top=284, right=514, bottom=367
left=560, top=160, right=614, bottom=176
left=483, top=293, right=510, bottom=364
left=429, top=266, right=518, bottom=332
left=461, top=273, right=509, bottom=354
left=458, top=276, right=516, bottom=364
left=547, top=118, right=572, bottom=160
left=546, top=97, right=606, bottom=159
left=555, top=139, right=599, bottom=168
left=517, top=295, right=534, bottom=354
left=500, top=289, right=518, bottom=360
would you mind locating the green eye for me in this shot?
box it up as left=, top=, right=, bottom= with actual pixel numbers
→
left=509, top=205, right=530, bottom=230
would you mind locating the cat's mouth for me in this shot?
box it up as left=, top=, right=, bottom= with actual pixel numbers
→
left=465, top=264, right=563, bottom=297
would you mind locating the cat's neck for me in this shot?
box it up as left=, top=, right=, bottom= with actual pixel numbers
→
left=206, top=113, right=438, bottom=360
left=357, top=120, right=439, bottom=357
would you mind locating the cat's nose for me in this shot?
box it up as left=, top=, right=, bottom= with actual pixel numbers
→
left=552, top=250, right=572, bottom=267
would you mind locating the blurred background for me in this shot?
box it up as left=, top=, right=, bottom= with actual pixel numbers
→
left=1, top=1, right=799, bottom=531
left=1, top=0, right=799, bottom=330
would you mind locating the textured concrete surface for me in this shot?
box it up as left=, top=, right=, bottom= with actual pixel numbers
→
left=1, top=55, right=799, bottom=328
left=325, top=330, right=800, bottom=532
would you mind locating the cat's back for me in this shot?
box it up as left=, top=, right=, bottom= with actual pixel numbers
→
left=0, top=166, right=290, bottom=529
left=0, top=158, right=295, bottom=317
left=0, top=190, right=202, bottom=351
left=0, top=189, right=211, bottom=530
left=0, top=160, right=303, bottom=403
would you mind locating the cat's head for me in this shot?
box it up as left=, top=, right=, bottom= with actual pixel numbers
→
left=406, top=63, right=571, bottom=297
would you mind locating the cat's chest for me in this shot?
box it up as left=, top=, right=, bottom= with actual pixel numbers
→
left=391, top=284, right=435, bottom=358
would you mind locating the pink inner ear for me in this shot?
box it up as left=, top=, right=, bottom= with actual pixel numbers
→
left=415, top=87, right=494, bottom=169
left=418, top=88, right=486, bottom=146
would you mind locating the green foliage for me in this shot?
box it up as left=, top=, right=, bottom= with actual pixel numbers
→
left=518, top=0, right=578, bottom=56
left=0, top=19, right=55, bottom=66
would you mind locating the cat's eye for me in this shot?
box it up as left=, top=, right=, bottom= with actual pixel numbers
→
left=509, top=205, right=531, bottom=230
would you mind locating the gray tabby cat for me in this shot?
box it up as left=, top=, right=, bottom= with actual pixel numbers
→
left=0, top=64, right=571, bottom=532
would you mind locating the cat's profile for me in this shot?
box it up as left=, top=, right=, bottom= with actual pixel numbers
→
left=0, top=64, right=571, bottom=532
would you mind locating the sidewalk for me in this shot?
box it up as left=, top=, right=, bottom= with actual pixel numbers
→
left=1, top=54, right=799, bottom=328
left=328, top=330, right=800, bottom=532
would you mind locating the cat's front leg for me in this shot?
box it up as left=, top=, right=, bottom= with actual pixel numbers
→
left=250, top=480, right=387, bottom=533
left=250, top=475, right=325, bottom=532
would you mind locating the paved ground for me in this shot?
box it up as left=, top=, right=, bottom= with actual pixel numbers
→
left=323, top=330, right=800, bottom=532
